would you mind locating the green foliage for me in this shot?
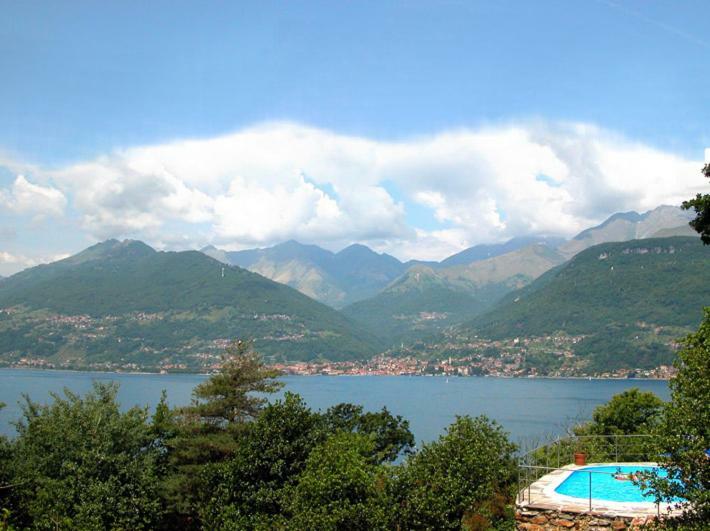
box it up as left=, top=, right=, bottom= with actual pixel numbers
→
left=0, top=404, right=12, bottom=525
left=322, top=402, right=415, bottom=463
left=7, top=382, right=163, bottom=530
left=681, top=163, right=710, bottom=244
left=0, top=509, right=16, bottom=531
left=0, top=374, right=519, bottom=530
left=343, top=242, right=564, bottom=345
left=287, top=432, right=393, bottom=531
left=184, top=340, right=283, bottom=426
left=395, top=415, right=517, bottom=530
left=199, top=393, right=325, bottom=529
left=650, top=308, right=710, bottom=522
left=198, top=393, right=416, bottom=529
left=564, top=389, right=665, bottom=462
left=585, top=388, right=664, bottom=436
left=160, top=341, right=283, bottom=528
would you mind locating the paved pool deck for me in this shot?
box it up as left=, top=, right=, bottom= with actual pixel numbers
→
left=517, top=462, right=684, bottom=518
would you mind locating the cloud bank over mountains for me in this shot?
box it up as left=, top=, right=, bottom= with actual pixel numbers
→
left=0, top=120, right=703, bottom=266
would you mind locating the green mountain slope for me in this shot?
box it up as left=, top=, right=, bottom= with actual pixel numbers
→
left=343, top=244, right=565, bottom=344
left=462, top=236, right=710, bottom=370
left=0, top=240, right=380, bottom=368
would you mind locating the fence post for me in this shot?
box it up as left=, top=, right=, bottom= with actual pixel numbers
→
left=588, top=471, right=592, bottom=512
left=528, top=465, right=531, bottom=503
left=517, top=465, right=520, bottom=503
left=557, top=438, right=560, bottom=468
left=615, top=434, right=618, bottom=462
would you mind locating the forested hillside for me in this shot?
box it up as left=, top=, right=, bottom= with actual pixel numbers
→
left=343, top=243, right=564, bottom=343
left=462, top=236, right=710, bottom=370
left=0, top=240, right=380, bottom=368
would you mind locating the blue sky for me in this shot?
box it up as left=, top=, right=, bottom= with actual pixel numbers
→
left=0, top=0, right=708, bottom=273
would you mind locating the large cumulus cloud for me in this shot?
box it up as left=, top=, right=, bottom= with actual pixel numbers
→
left=1, top=120, right=703, bottom=261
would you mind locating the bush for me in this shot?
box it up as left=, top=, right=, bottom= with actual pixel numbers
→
left=7, top=382, right=163, bottom=530
left=395, top=415, right=517, bottom=530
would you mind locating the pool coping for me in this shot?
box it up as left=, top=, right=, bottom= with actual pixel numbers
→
left=518, top=462, right=685, bottom=518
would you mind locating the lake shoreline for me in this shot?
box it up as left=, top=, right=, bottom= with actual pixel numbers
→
left=0, top=366, right=671, bottom=381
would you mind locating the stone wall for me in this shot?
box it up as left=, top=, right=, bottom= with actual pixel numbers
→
left=516, top=507, right=659, bottom=530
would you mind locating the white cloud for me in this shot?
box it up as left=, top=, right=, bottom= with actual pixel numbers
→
left=0, top=251, right=33, bottom=266
left=1, top=120, right=704, bottom=260
left=0, top=251, right=72, bottom=277
left=0, top=175, right=66, bottom=218
left=0, top=251, right=35, bottom=277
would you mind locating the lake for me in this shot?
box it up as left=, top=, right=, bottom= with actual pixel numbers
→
left=0, top=369, right=670, bottom=446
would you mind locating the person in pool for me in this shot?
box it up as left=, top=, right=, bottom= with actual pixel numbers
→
left=613, top=467, right=638, bottom=481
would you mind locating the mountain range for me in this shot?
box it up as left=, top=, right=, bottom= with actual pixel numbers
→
left=204, top=206, right=692, bottom=315
left=202, top=205, right=692, bottom=342
left=0, top=205, right=704, bottom=373
left=202, top=241, right=405, bottom=308
left=459, top=236, right=709, bottom=372
left=342, top=242, right=566, bottom=343
left=0, top=240, right=379, bottom=367
left=556, top=205, right=694, bottom=258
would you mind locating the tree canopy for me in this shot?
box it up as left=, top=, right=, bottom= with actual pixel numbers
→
left=586, top=388, right=664, bottom=436
left=395, top=415, right=517, bottom=530
left=0, top=342, right=520, bottom=530
left=650, top=308, right=710, bottom=522
left=182, top=339, right=283, bottom=426
left=682, top=163, right=710, bottom=244
left=6, top=383, right=163, bottom=531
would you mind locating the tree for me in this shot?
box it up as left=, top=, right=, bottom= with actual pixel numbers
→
left=160, top=340, right=283, bottom=529
left=649, top=308, right=710, bottom=522
left=585, top=388, right=664, bottom=436
left=570, top=388, right=664, bottom=462
left=0, top=403, right=13, bottom=526
left=182, top=339, right=283, bottom=426
left=395, top=415, right=517, bottom=530
left=6, top=382, right=163, bottom=530
left=199, top=394, right=417, bottom=529
left=322, top=403, right=415, bottom=463
left=682, top=163, right=710, bottom=244
left=287, top=432, right=393, bottom=531
left=199, top=393, right=325, bottom=530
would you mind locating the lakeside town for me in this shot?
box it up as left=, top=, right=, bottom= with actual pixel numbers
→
left=0, top=303, right=686, bottom=380
left=5, top=351, right=677, bottom=380
left=0, top=310, right=679, bottom=379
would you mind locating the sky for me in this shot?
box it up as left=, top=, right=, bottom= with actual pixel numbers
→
left=1, top=0, right=709, bottom=275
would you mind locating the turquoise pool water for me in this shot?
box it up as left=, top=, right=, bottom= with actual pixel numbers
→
left=555, top=466, right=665, bottom=503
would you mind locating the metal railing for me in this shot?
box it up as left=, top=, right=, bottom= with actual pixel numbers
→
left=517, top=434, right=661, bottom=512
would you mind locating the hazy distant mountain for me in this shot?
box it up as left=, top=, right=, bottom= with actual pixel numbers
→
left=198, top=205, right=693, bottom=337
left=202, top=236, right=567, bottom=308
left=649, top=224, right=696, bottom=238
left=0, top=240, right=380, bottom=367
left=201, top=240, right=406, bottom=308
left=343, top=243, right=565, bottom=343
left=462, top=236, right=709, bottom=371
left=439, top=236, right=564, bottom=267
left=558, top=205, right=692, bottom=258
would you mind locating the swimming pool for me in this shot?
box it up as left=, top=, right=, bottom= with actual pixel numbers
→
left=555, top=466, right=666, bottom=503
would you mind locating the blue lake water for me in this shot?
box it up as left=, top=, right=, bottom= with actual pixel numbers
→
left=0, top=369, right=670, bottom=445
